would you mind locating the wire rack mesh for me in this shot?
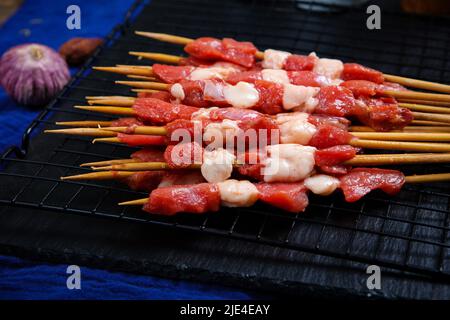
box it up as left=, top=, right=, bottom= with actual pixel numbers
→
left=1, top=0, right=450, bottom=283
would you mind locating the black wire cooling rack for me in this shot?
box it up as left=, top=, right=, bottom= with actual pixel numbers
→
left=1, top=0, right=450, bottom=293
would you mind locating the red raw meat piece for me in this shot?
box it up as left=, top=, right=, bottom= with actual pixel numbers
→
left=308, top=125, right=353, bottom=149
left=340, top=168, right=405, bottom=202
left=164, top=142, right=203, bottom=169
left=133, top=98, right=198, bottom=124
left=144, top=183, right=221, bottom=215
left=184, top=37, right=257, bottom=68
left=342, top=63, right=384, bottom=84
left=152, top=64, right=194, bottom=83
left=131, top=149, right=165, bottom=162
left=110, top=117, right=143, bottom=127
left=256, top=182, right=309, bottom=213
left=284, top=54, right=316, bottom=71
left=117, top=133, right=166, bottom=147
left=340, top=80, right=378, bottom=97
left=314, top=145, right=357, bottom=166
left=315, top=86, right=356, bottom=117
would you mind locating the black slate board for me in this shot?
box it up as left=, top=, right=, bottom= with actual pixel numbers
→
left=1, top=0, right=450, bottom=298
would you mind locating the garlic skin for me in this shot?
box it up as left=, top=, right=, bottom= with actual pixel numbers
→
left=0, top=44, right=70, bottom=107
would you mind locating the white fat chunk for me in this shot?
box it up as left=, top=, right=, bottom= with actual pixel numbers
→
left=170, top=83, right=185, bottom=100
left=277, top=112, right=317, bottom=145
left=282, top=84, right=320, bottom=111
left=262, top=144, right=316, bottom=182
left=201, top=148, right=236, bottom=183
left=188, top=67, right=235, bottom=81
left=190, top=107, right=219, bottom=121
left=217, top=179, right=259, bottom=207
left=223, top=82, right=259, bottom=108
left=304, top=174, right=340, bottom=196
left=262, top=49, right=291, bottom=69
left=261, top=69, right=290, bottom=84
left=313, top=58, right=344, bottom=79
left=203, top=119, right=241, bottom=149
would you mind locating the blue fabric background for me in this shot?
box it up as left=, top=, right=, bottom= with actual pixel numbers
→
left=0, top=0, right=257, bottom=300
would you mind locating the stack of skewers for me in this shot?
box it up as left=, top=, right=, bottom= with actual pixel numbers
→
left=46, top=32, right=450, bottom=216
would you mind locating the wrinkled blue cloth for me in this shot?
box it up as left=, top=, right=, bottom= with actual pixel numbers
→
left=0, top=0, right=256, bottom=300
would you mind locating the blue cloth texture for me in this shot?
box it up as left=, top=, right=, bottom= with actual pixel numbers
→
left=0, top=0, right=256, bottom=300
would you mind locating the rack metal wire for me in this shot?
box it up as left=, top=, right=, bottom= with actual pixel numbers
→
left=1, top=0, right=450, bottom=284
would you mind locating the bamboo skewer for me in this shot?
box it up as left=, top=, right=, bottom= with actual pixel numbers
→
left=117, top=171, right=450, bottom=206
left=93, top=66, right=153, bottom=77
left=398, top=103, right=450, bottom=114
left=44, top=128, right=116, bottom=137
left=350, top=139, right=450, bottom=152
left=383, top=74, right=450, bottom=94
left=76, top=152, right=450, bottom=171
left=116, top=80, right=450, bottom=104
left=48, top=122, right=450, bottom=151
left=116, top=80, right=169, bottom=90
left=88, top=151, right=450, bottom=172
left=349, top=126, right=450, bottom=133
left=397, top=99, right=450, bottom=107
left=55, top=121, right=113, bottom=127
left=352, top=132, right=450, bottom=142
left=105, top=126, right=167, bottom=135
left=411, top=112, right=450, bottom=124
left=92, top=137, right=121, bottom=144
left=134, top=31, right=450, bottom=94
left=81, top=158, right=143, bottom=167
left=74, top=106, right=135, bottom=116
left=411, top=120, right=450, bottom=126
left=87, top=99, right=134, bottom=107
left=129, top=51, right=184, bottom=64
left=61, top=171, right=135, bottom=181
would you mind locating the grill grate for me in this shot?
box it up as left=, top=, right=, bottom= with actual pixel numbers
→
left=1, top=0, right=450, bottom=286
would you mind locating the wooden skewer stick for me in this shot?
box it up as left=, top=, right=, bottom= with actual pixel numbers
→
left=399, top=103, right=450, bottom=114
left=44, top=128, right=116, bottom=137
left=87, top=99, right=134, bottom=107
left=105, top=126, right=167, bottom=135
left=80, top=159, right=142, bottom=167
left=77, top=152, right=450, bottom=173
left=93, top=66, right=153, bottom=77
left=350, top=139, right=450, bottom=152
left=117, top=79, right=450, bottom=104
left=92, top=137, right=121, bottom=144
left=382, top=90, right=450, bottom=103
left=49, top=123, right=450, bottom=151
left=127, top=75, right=158, bottom=81
left=404, top=173, right=450, bottom=183
left=397, top=99, right=450, bottom=107
left=411, top=120, right=450, bottom=126
left=132, top=89, right=160, bottom=94
left=134, top=31, right=450, bottom=93
left=61, top=171, right=135, bottom=181
left=85, top=95, right=135, bottom=100
left=118, top=172, right=450, bottom=206
left=129, top=51, right=183, bottom=64
left=352, top=132, right=450, bottom=142
left=55, top=121, right=113, bottom=127
left=384, top=74, right=450, bottom=94
left=74, top=106, right=135, bottom=116
left=116, top=64, right=153, bottom=69
left=350, top=126, right=450, bottom=133
left=116, top=80, right=169, bottom=90
left=93, top=151, right=450, bottom=172
left=411, top=112, right=450, bottom=124
left=345, top=153, right=450, bottom=165
left=119, top=198, right=148, bottom=206
left=94, top=161, right=175, bottom=171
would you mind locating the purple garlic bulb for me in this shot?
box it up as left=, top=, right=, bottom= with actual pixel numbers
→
left=0, top=44, right=70, bottom=107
